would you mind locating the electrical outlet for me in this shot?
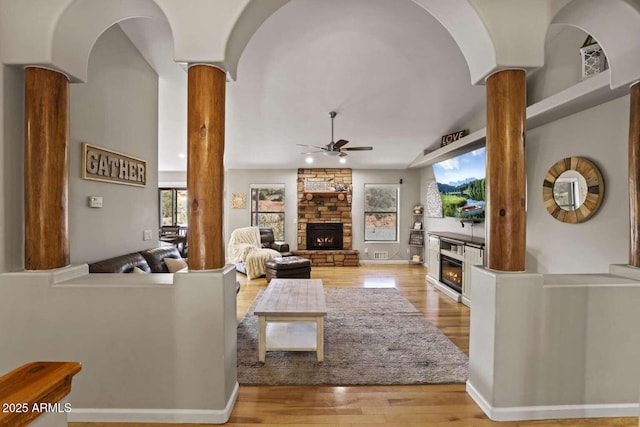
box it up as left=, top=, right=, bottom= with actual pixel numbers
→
left=406, top=247, right=410, bottom=253
left=143, top=230, right=152, bottom=241
left=364, top=247, right=368, bottom=254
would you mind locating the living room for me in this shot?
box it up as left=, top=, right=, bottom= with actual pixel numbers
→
left=1, top=1, right=640, bottom=426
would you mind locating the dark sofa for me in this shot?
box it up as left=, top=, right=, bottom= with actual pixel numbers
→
left=88, top=246, right=182, bottom=273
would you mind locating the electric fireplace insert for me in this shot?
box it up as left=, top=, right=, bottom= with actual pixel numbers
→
left=440, top=254, right=463, bottom=294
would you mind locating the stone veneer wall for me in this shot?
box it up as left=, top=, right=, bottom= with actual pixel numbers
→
left=297, top=168, right=352, bottom=250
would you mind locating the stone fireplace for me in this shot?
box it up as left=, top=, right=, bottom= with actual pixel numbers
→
left=294, top=168, right=359, bottom=266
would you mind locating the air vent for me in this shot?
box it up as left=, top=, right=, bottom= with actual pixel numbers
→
left=373, top=251, right=388, bottom=260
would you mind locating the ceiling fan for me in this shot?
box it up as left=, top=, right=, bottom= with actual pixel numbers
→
left=297, top=111, right=373, bottom=157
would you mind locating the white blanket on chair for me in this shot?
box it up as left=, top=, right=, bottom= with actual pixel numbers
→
left=228, top=227, right=281, bottom=279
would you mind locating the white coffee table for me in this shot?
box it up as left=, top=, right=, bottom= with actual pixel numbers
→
left=254, top=278, right=327, bottom=362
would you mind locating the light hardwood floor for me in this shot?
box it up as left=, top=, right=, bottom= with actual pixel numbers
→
left=71, top=264, right=637, bottom=427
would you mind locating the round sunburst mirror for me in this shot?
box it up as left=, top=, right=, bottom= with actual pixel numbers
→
left=542, top=157, right=604, bottom=223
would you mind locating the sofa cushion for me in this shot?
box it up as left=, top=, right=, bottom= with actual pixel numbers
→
left=140, top=246, right=182, bottom=273
left=165, top=257, right=188, bottom=273
left=88, top=252, right=151, bottom=273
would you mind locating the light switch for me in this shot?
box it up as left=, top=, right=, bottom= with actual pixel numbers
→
left=88, top=196, right=103, bottom=208
left=143, top=230, right=152, bottom=241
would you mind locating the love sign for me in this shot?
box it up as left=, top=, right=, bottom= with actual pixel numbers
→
left=441, top=129, right=469, bottom=147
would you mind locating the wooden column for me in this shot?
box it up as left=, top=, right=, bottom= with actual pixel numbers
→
left=485, top=69, right=527, bottom=272
left=24, top=67, right=70, bottom=270
left=629, top=82, right=640, bottom=267
left=187, top=65, right=226, bottom=270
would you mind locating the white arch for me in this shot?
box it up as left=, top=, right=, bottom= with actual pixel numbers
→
left=411, top=0, right=497, bottom=85
left=52, top=0, right=170, bottom=82
left=152, top=0, right=252, bottom=70
left=223, top=0, right=499, bottom=85
left=553, top=0, right=640, bottom=89
left=15, top=0, right=623, bottom=91
left=224, top=0, right=289, bottom=80
left=3, top=0, right=497, bottom=86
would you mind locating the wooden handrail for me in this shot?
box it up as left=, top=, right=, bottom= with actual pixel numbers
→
left=0, top=361, right=81, bottom=427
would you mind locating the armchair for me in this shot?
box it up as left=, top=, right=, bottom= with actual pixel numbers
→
left=259, top=227, right=292, bottom=256
left=228, top=227, right=283, bottom=279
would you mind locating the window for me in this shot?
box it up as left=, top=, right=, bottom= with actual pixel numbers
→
left=364, top=184, right=399, bottom=242
left=159, top=188, right=188, bottom=227
left=250, top=184, right=285, bottom=240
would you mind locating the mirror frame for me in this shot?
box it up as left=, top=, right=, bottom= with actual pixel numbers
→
left=543, top=157, right=604, bottom=223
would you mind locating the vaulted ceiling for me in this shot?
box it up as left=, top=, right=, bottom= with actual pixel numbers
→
left=123, top=0, right=486, bottom=171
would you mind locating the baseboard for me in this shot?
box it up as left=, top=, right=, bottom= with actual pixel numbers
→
left=68, top=382, right=239, bottom=424
left=466, top=381, right=639, bottom=421
left=359, top=260, right=413, bottom=265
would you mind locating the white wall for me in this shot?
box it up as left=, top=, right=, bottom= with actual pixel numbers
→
left=1, top=65, right=25, bottom=272
left=352, top=169, right=421, bottom=262
left=527, top=96, right=629, bottom=273
left=0, top=267, right=238, bottom=423
left=158, top=170, right=186, bottom=187
left=468, top=266, right=640, bottom=421
left=69, top=25, right=159, bottom=264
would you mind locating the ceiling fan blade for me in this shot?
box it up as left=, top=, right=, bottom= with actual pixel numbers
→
left=334, top=139, right=349, bottom=148
left=339, top=152, right=348, bottom=157
left=342, top=146, right=373, bottom=151
left=297, top=143, right=327, bottom=150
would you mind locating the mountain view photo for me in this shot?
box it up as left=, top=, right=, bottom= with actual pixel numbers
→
left=432, top=148, right=486, bottom=219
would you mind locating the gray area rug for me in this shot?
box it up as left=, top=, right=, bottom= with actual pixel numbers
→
left=237, top=288, right=468, bottom=385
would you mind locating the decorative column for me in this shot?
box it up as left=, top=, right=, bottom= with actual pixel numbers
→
left=187, top=65, right=226, bottom=270
left=485, top=69, right=527, bottom=271
left=629, top=81, right=640, bottom=267
left=24, top=67, right=70, bottom=270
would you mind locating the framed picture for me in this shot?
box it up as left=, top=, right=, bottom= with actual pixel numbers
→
left=231, top=193, right=247, bottom=209
left=409, top=232, right=424, bottom=246
left=413, top=221, right=423, bottom=230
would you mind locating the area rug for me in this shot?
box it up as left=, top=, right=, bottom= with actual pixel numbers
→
left=237, top=288, right=468, bottom=385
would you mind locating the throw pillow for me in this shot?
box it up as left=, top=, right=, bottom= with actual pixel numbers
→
left=131, top=266, right=147, bottom=274
left=164, top=257, right=188, bottom=273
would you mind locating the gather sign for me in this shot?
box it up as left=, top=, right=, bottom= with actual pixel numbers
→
left=82, top=143, right=147, bottom=187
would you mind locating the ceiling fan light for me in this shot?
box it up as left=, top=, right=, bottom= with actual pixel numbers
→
left=323, top=150, right=340, bottom=157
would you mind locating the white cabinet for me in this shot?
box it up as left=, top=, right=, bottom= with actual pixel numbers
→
left=426, top=232, right=484, bottom=305
left=462, top=245, right=483, bottom=307
left=427, top=236, right=440, bottom=281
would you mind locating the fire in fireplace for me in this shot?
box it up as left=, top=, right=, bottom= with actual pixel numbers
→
left=307, top=223, right=343, bottom=250
left=440, top=254, right=462, bottom=293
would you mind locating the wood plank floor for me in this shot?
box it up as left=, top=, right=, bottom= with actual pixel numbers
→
left=71, top=264, right=637, bottom=427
